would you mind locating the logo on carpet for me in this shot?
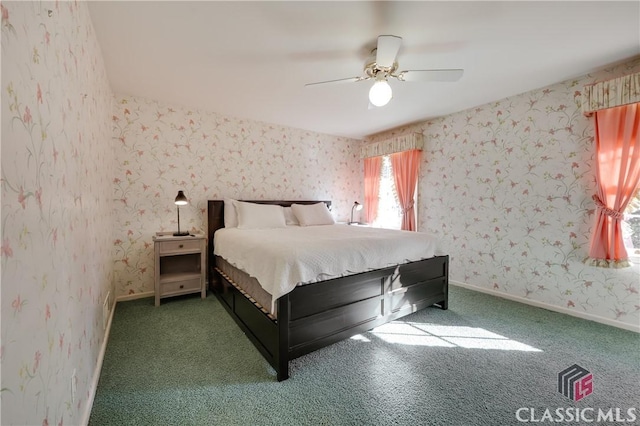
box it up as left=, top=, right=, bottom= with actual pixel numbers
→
left=558, top=364, right=593, bottom=401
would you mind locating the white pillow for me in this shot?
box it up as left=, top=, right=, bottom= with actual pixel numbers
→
left=283, top=207, right=299, bottom=226
left=224, top=198, right=239, bottom=228
left=236, top=201, right=287, bottom=229
left=291, top=202, right=335, bottom=226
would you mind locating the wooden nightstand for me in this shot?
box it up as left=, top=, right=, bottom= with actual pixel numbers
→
left=153, top=232, right=206, bottom=306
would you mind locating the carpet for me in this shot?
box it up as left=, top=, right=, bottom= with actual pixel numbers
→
left=89, top=286, right=639, bottom=425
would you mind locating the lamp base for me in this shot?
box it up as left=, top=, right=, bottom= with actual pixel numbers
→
left=172, top=231, right=190, bottom=237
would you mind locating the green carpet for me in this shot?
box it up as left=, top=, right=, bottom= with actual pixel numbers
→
left=89, top=286, right=639, bottom=425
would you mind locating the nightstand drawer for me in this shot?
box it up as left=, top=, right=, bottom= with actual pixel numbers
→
left=158, top=239, right=201, bottom=254
left=161, top=278, right=202, bottom=295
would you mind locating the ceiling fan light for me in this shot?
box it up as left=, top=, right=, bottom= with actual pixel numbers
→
left=368, top=80, right=392, bottom=107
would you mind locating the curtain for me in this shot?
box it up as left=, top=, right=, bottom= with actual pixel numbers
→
left=364, top=156, right=382, bottom=224
left=390, top=149, right=421, bottom=231
left=587, top=103, right=640, bottom=267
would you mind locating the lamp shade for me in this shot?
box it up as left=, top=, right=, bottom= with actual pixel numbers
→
left=174, top=190, right=188, bottom=206
left=369, top=80, right=392, bottom=107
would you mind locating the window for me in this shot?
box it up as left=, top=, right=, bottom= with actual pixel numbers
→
left=372, top=156, right=401, bottom=229
left=371, top=155, right=418, bottom=230
left=362, top=135, right=423, bottom=231
left=622, top=188, right=640, bottom=260
left=585, top=102, right=638, bottom=265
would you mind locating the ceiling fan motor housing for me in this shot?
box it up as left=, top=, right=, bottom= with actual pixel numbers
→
left=364, top=49, right=398, bottom=80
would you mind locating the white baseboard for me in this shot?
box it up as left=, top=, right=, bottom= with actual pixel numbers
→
left=81, top=290, right=152, bottom=424
left=450, top=280, right=640, bottom=333
left=115, top=291, right=154, bottom=302
left=81, top=297, right=117, bottom=426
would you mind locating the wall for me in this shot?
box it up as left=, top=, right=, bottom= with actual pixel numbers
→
left=1, top=2, right=114, bottom=425
left=111, top=95, right=362, bottom=297
left=367, top=57, right=640, bottom=330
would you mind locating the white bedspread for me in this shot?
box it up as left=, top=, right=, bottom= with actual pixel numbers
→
left=213, top=224, right=441, bottom=308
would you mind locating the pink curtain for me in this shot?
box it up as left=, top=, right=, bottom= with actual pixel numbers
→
left=364, top=156, right=382, bottom=224
left=588, top=103, right=640, bottom=265
left=390, top=149, right=421, bottom=231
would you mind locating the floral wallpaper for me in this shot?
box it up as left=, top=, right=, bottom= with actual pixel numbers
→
left=367, top=57, right=640, bottom=329
left=111, top=95, right=362, bottom=297
left=1, top=2, right=113, bottom=425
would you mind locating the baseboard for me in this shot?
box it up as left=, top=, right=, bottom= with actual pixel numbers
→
left=80, top=291, right=155, bottom=423
left=116, top=291, right=154, bottom=302
left=450, top=280, right=640, bottom=333
left=80, top=297, right=117, bottom=426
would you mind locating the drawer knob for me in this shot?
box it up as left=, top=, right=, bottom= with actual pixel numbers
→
left=179, top=285, right=184, bottom=289
left=179, top=244, right=184, bottom=248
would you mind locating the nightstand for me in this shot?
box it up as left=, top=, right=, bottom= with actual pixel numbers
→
left=153, top=232, right=206, bottom=306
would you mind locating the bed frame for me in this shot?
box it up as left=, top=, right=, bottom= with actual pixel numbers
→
left=207, top=200, right=448, bottom=381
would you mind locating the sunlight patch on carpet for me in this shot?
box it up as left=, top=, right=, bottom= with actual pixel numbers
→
left=369, top=322, right=543, bottom=352
left=349, top=334, right=371, bottom=342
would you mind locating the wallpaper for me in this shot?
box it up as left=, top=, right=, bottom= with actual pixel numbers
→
left=1, top=2, right=114, bottom=425
left=111, top=95, right=362, bottom=297
left=367, top=57, right=640, bottom=329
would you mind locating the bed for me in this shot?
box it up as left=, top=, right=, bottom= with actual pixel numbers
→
left=207, top=200, right=449, bottom=381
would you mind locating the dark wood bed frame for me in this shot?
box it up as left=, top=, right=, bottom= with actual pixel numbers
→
left=207, top=200, right=448, bottom=381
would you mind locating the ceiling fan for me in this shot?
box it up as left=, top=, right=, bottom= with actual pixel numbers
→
left=305, top=35, right=464, bottom=107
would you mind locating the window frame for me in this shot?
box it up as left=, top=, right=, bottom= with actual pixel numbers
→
left=370, top=155, right=418, bottom=230
left=622, top=188, right=640, bottom=262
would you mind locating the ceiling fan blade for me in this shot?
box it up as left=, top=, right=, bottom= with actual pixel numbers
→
left=305, top=76, right=364, bottom=87
left=397, top=69, right=464, bottom=82
left=376, top=35, right=402, bottom=68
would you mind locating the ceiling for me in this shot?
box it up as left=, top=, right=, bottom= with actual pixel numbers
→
left=88, top=1, right=640, bottom=139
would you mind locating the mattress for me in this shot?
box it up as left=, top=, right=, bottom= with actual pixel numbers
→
left=214, top=224, right=440, bottom=312
left=216, top=255, right=274, bottom=316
